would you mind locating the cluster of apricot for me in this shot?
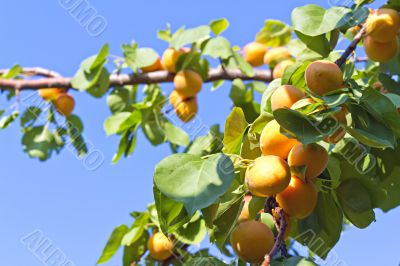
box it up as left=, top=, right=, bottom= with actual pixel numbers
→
left=243, top=42, right=294, bottom=79
left=140, top=47, right=202, bottom=123
left=38, top=88, right=75, bottom=117
left=229, top=59, right=349, bottom=263
left=364, top=8, right=400, bottom=62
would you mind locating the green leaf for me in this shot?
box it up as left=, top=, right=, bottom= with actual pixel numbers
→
left=229, top=79, right=253, bottom=107
left=292, top=5, right=351, bottom=36
left=107, top=86, right=137, bottom=114
left=141, top=109, right=166, bottom=146
left=174, top=217, right=207, bottom=244
left=67, top=115, right=84, bottom=133
left=256, top=19, right=292, bottom=47
left=171, top=25, right=211, bottom=49
left=104, top=112, right=132, bottom=136
left=122, top=231, right=149, bottom=266
left=295, top=31, right=330, bottom=57
left=1, top=64, right=22, bottom=79
left=287, top=39, right=323, bottom=61
left=202, top=37, right=232, bottom=59
left=209, top=18, right=230, bottom=36
left=86, top=68, right=110, bottom=98
left=121, top=213, right=149, bottom=246
left=22, top=126, right=55, bottom=161
left=154, top=153, right=235, bottom=215
left=164, top=122, right=190, bottom=147
left=20, top=107, right=41, bottom=128
left=232, top=52, right=255, bottom=77
left=91, top=43, right=109, bottom=70
left=0, top=111, right=19, bottom=129
left=122, top=44, right=159, bottom=72
left=97, top=224, right=128, bottom=264
left=222, top=107, right=248, bottom=154
left=271, top=256, right=318, bottom=266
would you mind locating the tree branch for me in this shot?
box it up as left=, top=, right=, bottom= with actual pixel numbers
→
left=262, top=197, right=288, bottom=266
left=335, top=25, right=367, bottom=67
left=0, top=67, right=62, bottom=78
left=0, top=68, right=272, bottom=91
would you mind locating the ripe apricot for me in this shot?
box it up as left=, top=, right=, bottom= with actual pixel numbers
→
left=305, top=60, right=343, bottom=96
left=272, top=59, right=295, bottom=79
left=276, top=176, right=318, bottom=219
left=288, top=143, right=328, bottom=180
left=243, top=42, right=268, bottom=67
left=141, top=57, right=163, bottom=72
left=161, top=48, right=186, bottom=73
left=238, top=195, right=252, bottom=223
left=54, top=93, right=75, bottom=117
left=366, top=8, right=400, bottom=43
left=39, top=88, right=63, bottom=101
left=173, top=70, right=203, bottom=98
left=147, top=232, right=174, bottom=261
left=260, top=120, right=299, bottom=159
left=264, top=47, right=292, bottom=68
left=324, top=108, right=347, bottom=144
left=230, top=220, right=274, bottom=263
left=245, top=155, right=291, bottom=197
left=364, top=36, right=398, bottom=62
left=271, top=85, right=305, bottom=111
left=272, top=209, right=292, bottom=240
left=169, top=91, right=198, bottom=123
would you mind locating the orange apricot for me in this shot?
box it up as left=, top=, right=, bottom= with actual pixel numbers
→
left=54, top=93, right=75, bottom=117
left=364, top=36, right=398, bottom=62
left=245, top=155, right=291, bottom=197
left=264, top=47, right=292, bottom=68
left=141, top=57, right=163, bottom=72
left=230, top=220, right=274, bottom=263
left=147, top=232, right=174, bottom=261
left=169, top=91, right=198, bottom=123
left=271, top=85, right=305, bottom=111
left=288, top=143, right=329, bottom=180
left=161, top=48, right=186, bottom=73
left=38, top=88, right=64, bottom=101
left=305, top=60, right=343, bottom=96
left=260, top=120, right=300, bottom=159
left=272, top=59, right=295, bottom=79
left=276, top=176, right=318, bottom=219
left=243, top=42, right=269, bottom=67
left=366, top=8, right=400, bottom=43
left=173, top=70, right=203, bottom=98
left=238, top=195, right=252, bottom=223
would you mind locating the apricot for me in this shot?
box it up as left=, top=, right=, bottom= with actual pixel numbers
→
left=364, top=36, right=398, bottom=62
left=147, top=232, right=174, bottom=261
left=276, top=176, right=318, bottom=219
left=305, top=60, right=343, bottom=96
left=272, top=59, right=295, bottom=79
left=366, top=8, right=400, bottom=43
left=288, top=143, right=329, bottom=180
left=161, top=48, right=186, bottom=73
left=243, top=42, right=268, bottom=67
left=38, top=88, right=64, bottom=101
left=141, top=57, right=163, bottom=72
left=230, top=220, right=274, bottom=263
left=238, top=195, right=252, bottom=223
left=245, top=155, right=291, bottom=197
left=271, top=85, right=305, bottom=111
left=169, top=91, right=198, bottom=123
left=324, top=108, right=347, bottom=144
left=264, top=47, right=292, bottom=68
left=173, top=70, right=203, bottom=98
left=272, top=209, right=292, bottom=240
left=54, top=93, right=75, bottom=117
left=260, top=120, right=299, bottom=159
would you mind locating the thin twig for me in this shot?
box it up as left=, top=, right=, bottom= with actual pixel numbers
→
left=335, top=25, right=367, bottom=67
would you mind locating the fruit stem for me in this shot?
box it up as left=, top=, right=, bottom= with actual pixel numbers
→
left=335, top=25, right=367, bottom=67
left=262, top=197, right=288, bottom=266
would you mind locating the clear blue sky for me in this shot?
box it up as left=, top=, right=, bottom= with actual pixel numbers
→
left=0, top=0, right=399, bottom=265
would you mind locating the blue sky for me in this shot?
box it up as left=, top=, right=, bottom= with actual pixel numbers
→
left=0, top=0, right=399, bottom=265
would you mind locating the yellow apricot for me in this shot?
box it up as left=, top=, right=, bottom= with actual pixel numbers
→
left=245, top=155, right=291, bottom=197
left=161, top=48, right=186, bottom=73
left=305, top=60, right=343, bottom=96
left=260, top=120, right=300, bottom=159
left=169, top=91, right=198, bottom=123
left=243, top=42, right=269, bottom=67
left=264, top=47, right=292, bottom=68
left=271, top=85, right=305, bottom=111
left=272, top=59, right=295, bottom=79
left=366, top=8, right=400, bottom=43
left=364, top=36, right=398, bottom=62
left=238, top=195, right=252, bottom=223
left=276, top=176, right=318, bottom=219
left=288, top=143, right=329, bottom=180
left=230, top=220, right=274, bottom=263
left=54, top=93, right=75, bottom=117
left=147, top=232, right=174, bottom=261
left=173, top=70, right=203, bottom=98
left=141, top=57, right=163, bottom=72
left=38, top=88, right=64, bottom=101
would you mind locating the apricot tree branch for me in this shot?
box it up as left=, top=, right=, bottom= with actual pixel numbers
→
left=335, top=25, right=367, bottom=67
left=0, top=68, right=272, bottom=91
left=262, top=197, right=288, bottom=266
